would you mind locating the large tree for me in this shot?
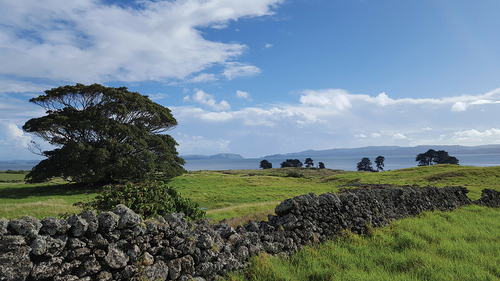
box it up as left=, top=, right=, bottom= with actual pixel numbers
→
left=375, top=155, right=385, bottom=172
left=259, top=159, right=272, bottom=169
left=23, top=83, right=186, bottom=184
left=357, top=157, right=374, bottom=172
left=304, top=158, right=314, bottom=168
left=280, top=159, right=303, bottom=168
left=416, top=149, right=459, bottom=166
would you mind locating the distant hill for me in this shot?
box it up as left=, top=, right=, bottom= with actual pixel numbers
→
left=181, top=153, right=244, bottom=160
left=262, top=144, right=500, bottom=159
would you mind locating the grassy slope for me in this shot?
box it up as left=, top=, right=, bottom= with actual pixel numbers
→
left=0, top=165, right=499, bottom=220
left=169, top=165, right=500, bottom=220
left=228, top=205, right=500, bottom=281
left=0, top=171, right=97, bottom=219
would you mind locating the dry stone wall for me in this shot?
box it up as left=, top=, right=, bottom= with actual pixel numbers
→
left=1, top=186, right=499, bottom=281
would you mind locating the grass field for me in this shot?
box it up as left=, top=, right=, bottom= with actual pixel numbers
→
left=1, top=165, right=500, bottom=280
left=1, top=165, right=500, bottom=220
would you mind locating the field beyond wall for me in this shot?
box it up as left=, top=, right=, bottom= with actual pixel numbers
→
left=1, top=164, right=500, bottom=280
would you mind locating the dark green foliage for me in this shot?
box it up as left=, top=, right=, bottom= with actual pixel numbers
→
left=23, top=83, right=185, bottom=184
left=357, top=157, right=374, bottom=172
left=416, top=149, right=459, bottom=166
left=286, top=171, right=304, bottom=178
left=304, top=158, right=314, bottom=168
left=375, top=156, right=385, bottom=171
left=81, top=181, right=205, bottom=221
left=259, top=159, right=273, bottom=169
left=3, top=170, right=29, bottom=174
left=318, top=162, right=325, bottom=169
left=280, top=159, right=303, bottom=168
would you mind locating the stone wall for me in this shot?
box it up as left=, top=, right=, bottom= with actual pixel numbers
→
left=1, top=186, right=499, bottom=281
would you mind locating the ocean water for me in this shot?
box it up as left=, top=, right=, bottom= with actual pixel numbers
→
left=183, top=154, right=500, bottom=171
left=1, top=154, right=499, bottom=172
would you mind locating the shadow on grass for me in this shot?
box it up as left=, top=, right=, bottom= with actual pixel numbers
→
left=0, top=183, right=100, bottom=200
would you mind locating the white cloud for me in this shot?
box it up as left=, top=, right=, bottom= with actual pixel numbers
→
left=451, top=102, right=468, bottom=112
left=371, top=133, right=381, bottom=138
left=393, top=133, right=407, bottom=139
left=236, top=90, right=252, bottom=101
left=0, top=0, right=282, bottom=88
left=223, top=62, right=261, bottom=80
left=200, top=111, right=233, bottom=122
left=354, top=134, right=367, bottom=138
left=453, top=128, right=500, bottom=139
left=188, top=73, right=218, bottom=83
left=147, top=93, right=169, bottom=100
left=264, top=43, right=273, bottom=48
left=0, top=122, right=32, bottom=157
left=191, top=89, right=231, bottom=111
left=299, top=89, right=352, bottom=111
left=211, top=24, right=228, bottom=29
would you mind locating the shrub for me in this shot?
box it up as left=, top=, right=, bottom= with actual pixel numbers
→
left=81, top=181, right=205, bottom=221
left=286, top=171, right=304, bottom=178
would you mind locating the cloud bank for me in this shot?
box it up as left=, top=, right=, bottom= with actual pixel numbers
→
left=0, top=0, right=283, bottom=90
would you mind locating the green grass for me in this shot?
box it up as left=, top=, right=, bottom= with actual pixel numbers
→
left=169, top=165, right=500, bottom=220
left=228, top=205, right=500, bottom=281
left=0, top=181, right=97, bottom=219
left=1, top=165, right=499, bottom=220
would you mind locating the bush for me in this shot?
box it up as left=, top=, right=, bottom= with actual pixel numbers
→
left=81, top=181, right=205, bottom=221
left=286, top=171, right=304, bottom=178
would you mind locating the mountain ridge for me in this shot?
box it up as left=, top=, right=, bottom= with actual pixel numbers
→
left=261, top=144, right=500, bottom=159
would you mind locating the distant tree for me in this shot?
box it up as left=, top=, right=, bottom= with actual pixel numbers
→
left=22, top=83, right=185, bottom=184
left=318, top=162, right=325, bottom=169
left=416, top=149, right=459, bottom=166
left=375, top=156, right=385, bottom=172
left=446, top=156, right=459, bottom=165
left=304, top=158, right=314, bottom=168
left=357, top=157, right=374, bottom=172
left=280, top=159, right=303, bottom=168
left=259, top=159, right=273, bottom=169
left=416, top=149, right=436, bottom=166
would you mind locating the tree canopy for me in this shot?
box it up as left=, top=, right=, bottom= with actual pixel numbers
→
left=259, top=159, right=272, bottom=169
left=375, top=155, right=385, bottom=172
left=357, top=157, right=374, bottom=172
left=280, top=159, right=303, bottom=168
left=304, top=158, right=314, bottom=168
left=23, top=83, right=185, bottom=184
left=318, top=162, right=325, bottom=169
left=416, top=149, right=459, bottom=166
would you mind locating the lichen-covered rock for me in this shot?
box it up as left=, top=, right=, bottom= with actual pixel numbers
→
left=105, top=244, right=129, bottom=269
left=9, top=216, right=42, bottom=239
left=40, top=217, right=70, bottom=236
left=275, top=198, right=298, bottom=216
left=97, top=212, right=120, bottom=233
left=0, top=218, right=9, bottom=236
left=67, top=214, right=89, bottom=237
left=474, top=189, right=500, bottom=207
left=0, top=236, right=33, bottom=281
left=213, top=224, right=236, bottom=239
left=80, top=210, right=98, bottom=235
left=113, top=204, right=142, bottom=229
left=165, top=213, right=187, bottom=234
left=31, top=235, right=48, bottom=255
left=31, top=256, right=64, bottom=279
left=140, top=260, right=169, bottom=281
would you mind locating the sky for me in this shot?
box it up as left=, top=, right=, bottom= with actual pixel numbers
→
left=1, top=0, right=500, bottom=160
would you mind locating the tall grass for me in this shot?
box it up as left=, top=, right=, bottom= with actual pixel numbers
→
left=228, top=205, right=500, bottom=281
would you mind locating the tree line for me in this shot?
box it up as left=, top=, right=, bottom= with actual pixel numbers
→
left=356, top=149, right=459, bottom=172
left=259, top=158, right=325, bottom=169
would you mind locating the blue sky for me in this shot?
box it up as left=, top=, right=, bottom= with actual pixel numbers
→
left=1, top=0, right=500, bottom=160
